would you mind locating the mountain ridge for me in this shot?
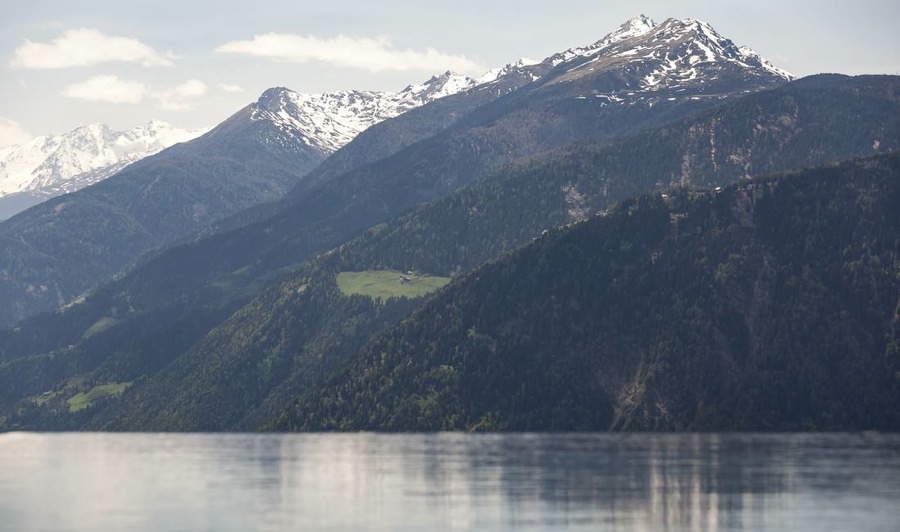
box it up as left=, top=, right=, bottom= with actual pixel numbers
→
left=250, top=71, right=480, bottom=156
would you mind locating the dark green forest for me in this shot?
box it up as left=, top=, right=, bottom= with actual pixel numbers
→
left=279, top=153, right=900, bottom=432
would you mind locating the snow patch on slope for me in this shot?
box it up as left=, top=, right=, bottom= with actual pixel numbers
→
left=479, top=57, right=542, bottom=84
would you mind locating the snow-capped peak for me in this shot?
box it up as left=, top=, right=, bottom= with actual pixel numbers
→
left=250, top=73, right=478, bottom=155
left=0, top=121, right=208, bottom=199
left=597, top=14, right=657, bottom=47
left=538, top=14, right=793, bottom=97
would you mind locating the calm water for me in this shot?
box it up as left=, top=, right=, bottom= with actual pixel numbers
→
left=0, top=433, right=898, bottom=531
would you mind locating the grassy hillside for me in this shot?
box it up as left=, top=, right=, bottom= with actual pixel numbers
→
left=336, top=271, right=451, bottom=300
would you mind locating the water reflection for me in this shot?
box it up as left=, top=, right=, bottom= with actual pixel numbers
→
left=0, top=432, right=898, bottom=531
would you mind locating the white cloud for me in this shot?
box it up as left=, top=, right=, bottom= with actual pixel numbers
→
left=10, top=28, right=173, bottom=69
left=216, top=33, right=484, bottom=73
left=61, top=76, right=206, bottom=110
left=61, top=75, right=147, bottom=104
left=218, top=83, right=245, bottom=93
left=0, top=117, right=33, bottom=148
left=151, top=79, right=208, bottom=110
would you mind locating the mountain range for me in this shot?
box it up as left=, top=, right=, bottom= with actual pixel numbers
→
left=0, top=15, right=799, bottom=337
left=0, top=121, right=207, bottom=220
left=0, top=15, right=896, bottom=433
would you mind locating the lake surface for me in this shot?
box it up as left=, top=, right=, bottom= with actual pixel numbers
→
left=0, top=432, right=898, bottom=531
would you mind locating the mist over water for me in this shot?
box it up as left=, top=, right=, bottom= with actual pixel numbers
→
left=0, top=432, right=898, bottom=531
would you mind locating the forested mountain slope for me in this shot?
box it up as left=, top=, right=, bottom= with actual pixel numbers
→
left=283, top=152, right=900, bottom=432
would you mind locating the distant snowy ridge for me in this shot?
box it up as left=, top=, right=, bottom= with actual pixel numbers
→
left=0, top=121, right=208, bottom=199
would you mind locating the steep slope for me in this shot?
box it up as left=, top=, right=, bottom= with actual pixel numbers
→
left=0, top=121, right=208, bottom=220
left=276, top=65, right=549, bottom=202
left=293, top=75, right=900, bottom=278
left=282, top=152, right=900, bottom=432
left=0, top=74, right=477, bottom=327
left=4, top=75, right=897, bottom=431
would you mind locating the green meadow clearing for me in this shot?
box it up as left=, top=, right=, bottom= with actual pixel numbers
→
left=336, top=270, right=451, bottom=300
left=66, top=382, right=131, bottom=412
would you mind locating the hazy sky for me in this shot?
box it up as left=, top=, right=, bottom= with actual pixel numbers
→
left=1, top=0, right=898, bottom=145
